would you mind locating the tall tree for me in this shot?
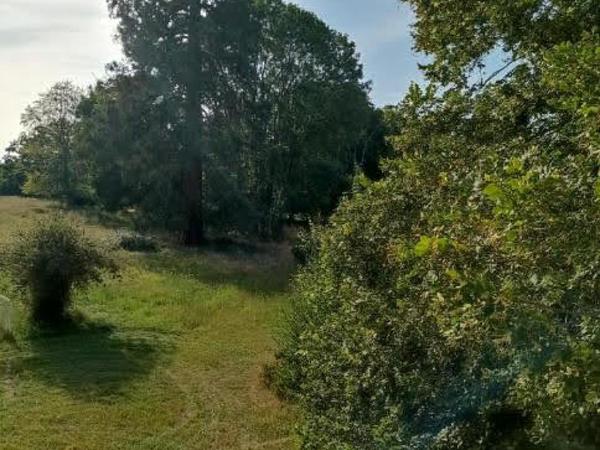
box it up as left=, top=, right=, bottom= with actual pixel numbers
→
left=104, top=0, right=374, bottom=241
left=18, top=81, right=84, bottom=203
left=238, top=0, right=373, bottom=237
left=108, top=0, right=258, bottom=245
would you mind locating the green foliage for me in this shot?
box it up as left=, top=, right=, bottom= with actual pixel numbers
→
left=291, top=227, right=320, bottom=265
left=541, top=33, right=600, bottom=152
left=275, top=2, right=600, bottom=449
left=0, top=146, right=25, bottom=196
left=76, top=67, right=177, bottom=214
left=404, top=0, right=600, bottom=86
left=2, top=216, right=117, bottom=324
left=17, top=81, right=92, bottom=205
left=97, top=0, right=375, bottom=241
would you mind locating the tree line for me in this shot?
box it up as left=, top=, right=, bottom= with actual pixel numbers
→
left=0, top=0, right=387, bottom=244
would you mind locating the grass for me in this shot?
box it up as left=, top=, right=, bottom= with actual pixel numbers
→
left=0, top=196, right=298, bottom=449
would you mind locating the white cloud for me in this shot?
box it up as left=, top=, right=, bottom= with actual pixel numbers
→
left=0, top=0, right=122, bottom=152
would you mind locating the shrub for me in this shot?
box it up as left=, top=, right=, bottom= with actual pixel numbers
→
left=2, top=216, right=117, bottom=324
left=291, top=227, right=320, bottom=265
left=275, top=46, right=600, bottom=450
left=277, top=148, right=600, bottom=448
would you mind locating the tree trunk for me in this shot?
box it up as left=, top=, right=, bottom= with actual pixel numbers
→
left=182, top=158, right=205, bottom=247
left=61, top=145, right=71, bottom=206
left=182, top=89, right=205, bottom=246
left=182, top=7, right=205, bottom=247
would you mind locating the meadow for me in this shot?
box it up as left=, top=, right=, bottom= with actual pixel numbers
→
left=0, top=197, right=298, bottom=449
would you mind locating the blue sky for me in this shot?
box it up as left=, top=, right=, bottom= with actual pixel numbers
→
left=0, top=0, right=424, bottom=152
left=291, top=0, right=424, bottom=106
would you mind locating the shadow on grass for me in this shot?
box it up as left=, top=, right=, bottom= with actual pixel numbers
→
left=25, top=320, right=169, bottom=400
left=140, top=245, right=296, bottom=296
left=67, top=205, right=134, bottom=230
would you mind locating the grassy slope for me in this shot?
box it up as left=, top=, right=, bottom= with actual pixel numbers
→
left=0, top=197, right=298, bottom=449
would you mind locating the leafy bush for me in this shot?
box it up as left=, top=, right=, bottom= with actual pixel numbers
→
left=278, top=146, right=600, bottom=448
left=291, top=227, right=320, bottom=265
left=2, top=216, right=117, bottom=324
left=117, top=231, right=160, bottom=253
left=275, top=9, right=600, bottom=448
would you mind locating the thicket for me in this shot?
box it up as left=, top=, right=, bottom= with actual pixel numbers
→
left=275, top=1, right=600, bottom=448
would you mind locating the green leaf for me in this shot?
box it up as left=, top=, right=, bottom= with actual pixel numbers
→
left=414, top=236, right=433, bottom=256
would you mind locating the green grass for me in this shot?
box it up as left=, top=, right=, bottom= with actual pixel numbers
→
left=0, top=197, right=298, bottom=449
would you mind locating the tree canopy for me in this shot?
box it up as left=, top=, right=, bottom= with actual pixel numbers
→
left=100, top=0, right=376, bottom=241
left=4, top=0, right=381, bottom=243
left=17, top=82, right=89, bottom=203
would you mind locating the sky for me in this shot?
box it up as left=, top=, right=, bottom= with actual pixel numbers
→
left=0, top=0, right=424, bottom=153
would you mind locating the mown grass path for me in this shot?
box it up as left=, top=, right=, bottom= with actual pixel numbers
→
left=0, top=197, right=298, bottom=449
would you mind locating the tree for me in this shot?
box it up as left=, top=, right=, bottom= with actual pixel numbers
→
left=18, top=81, right=86, bottom=203
left=77, top=65, right=180, bottom=217
left=235, top=0, right=374, bottom=237
left=275, top=1, right=600, bottom=448
left=107, top=0, right=259, bottom=245
left=103, top=0, right=374, bottom=241
left=405, top=0, right=600, bottom=87
left=0, top=143, right=25, bottom=196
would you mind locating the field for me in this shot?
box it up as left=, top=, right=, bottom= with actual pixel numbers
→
left=0, top=197, right=298, bottom=449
